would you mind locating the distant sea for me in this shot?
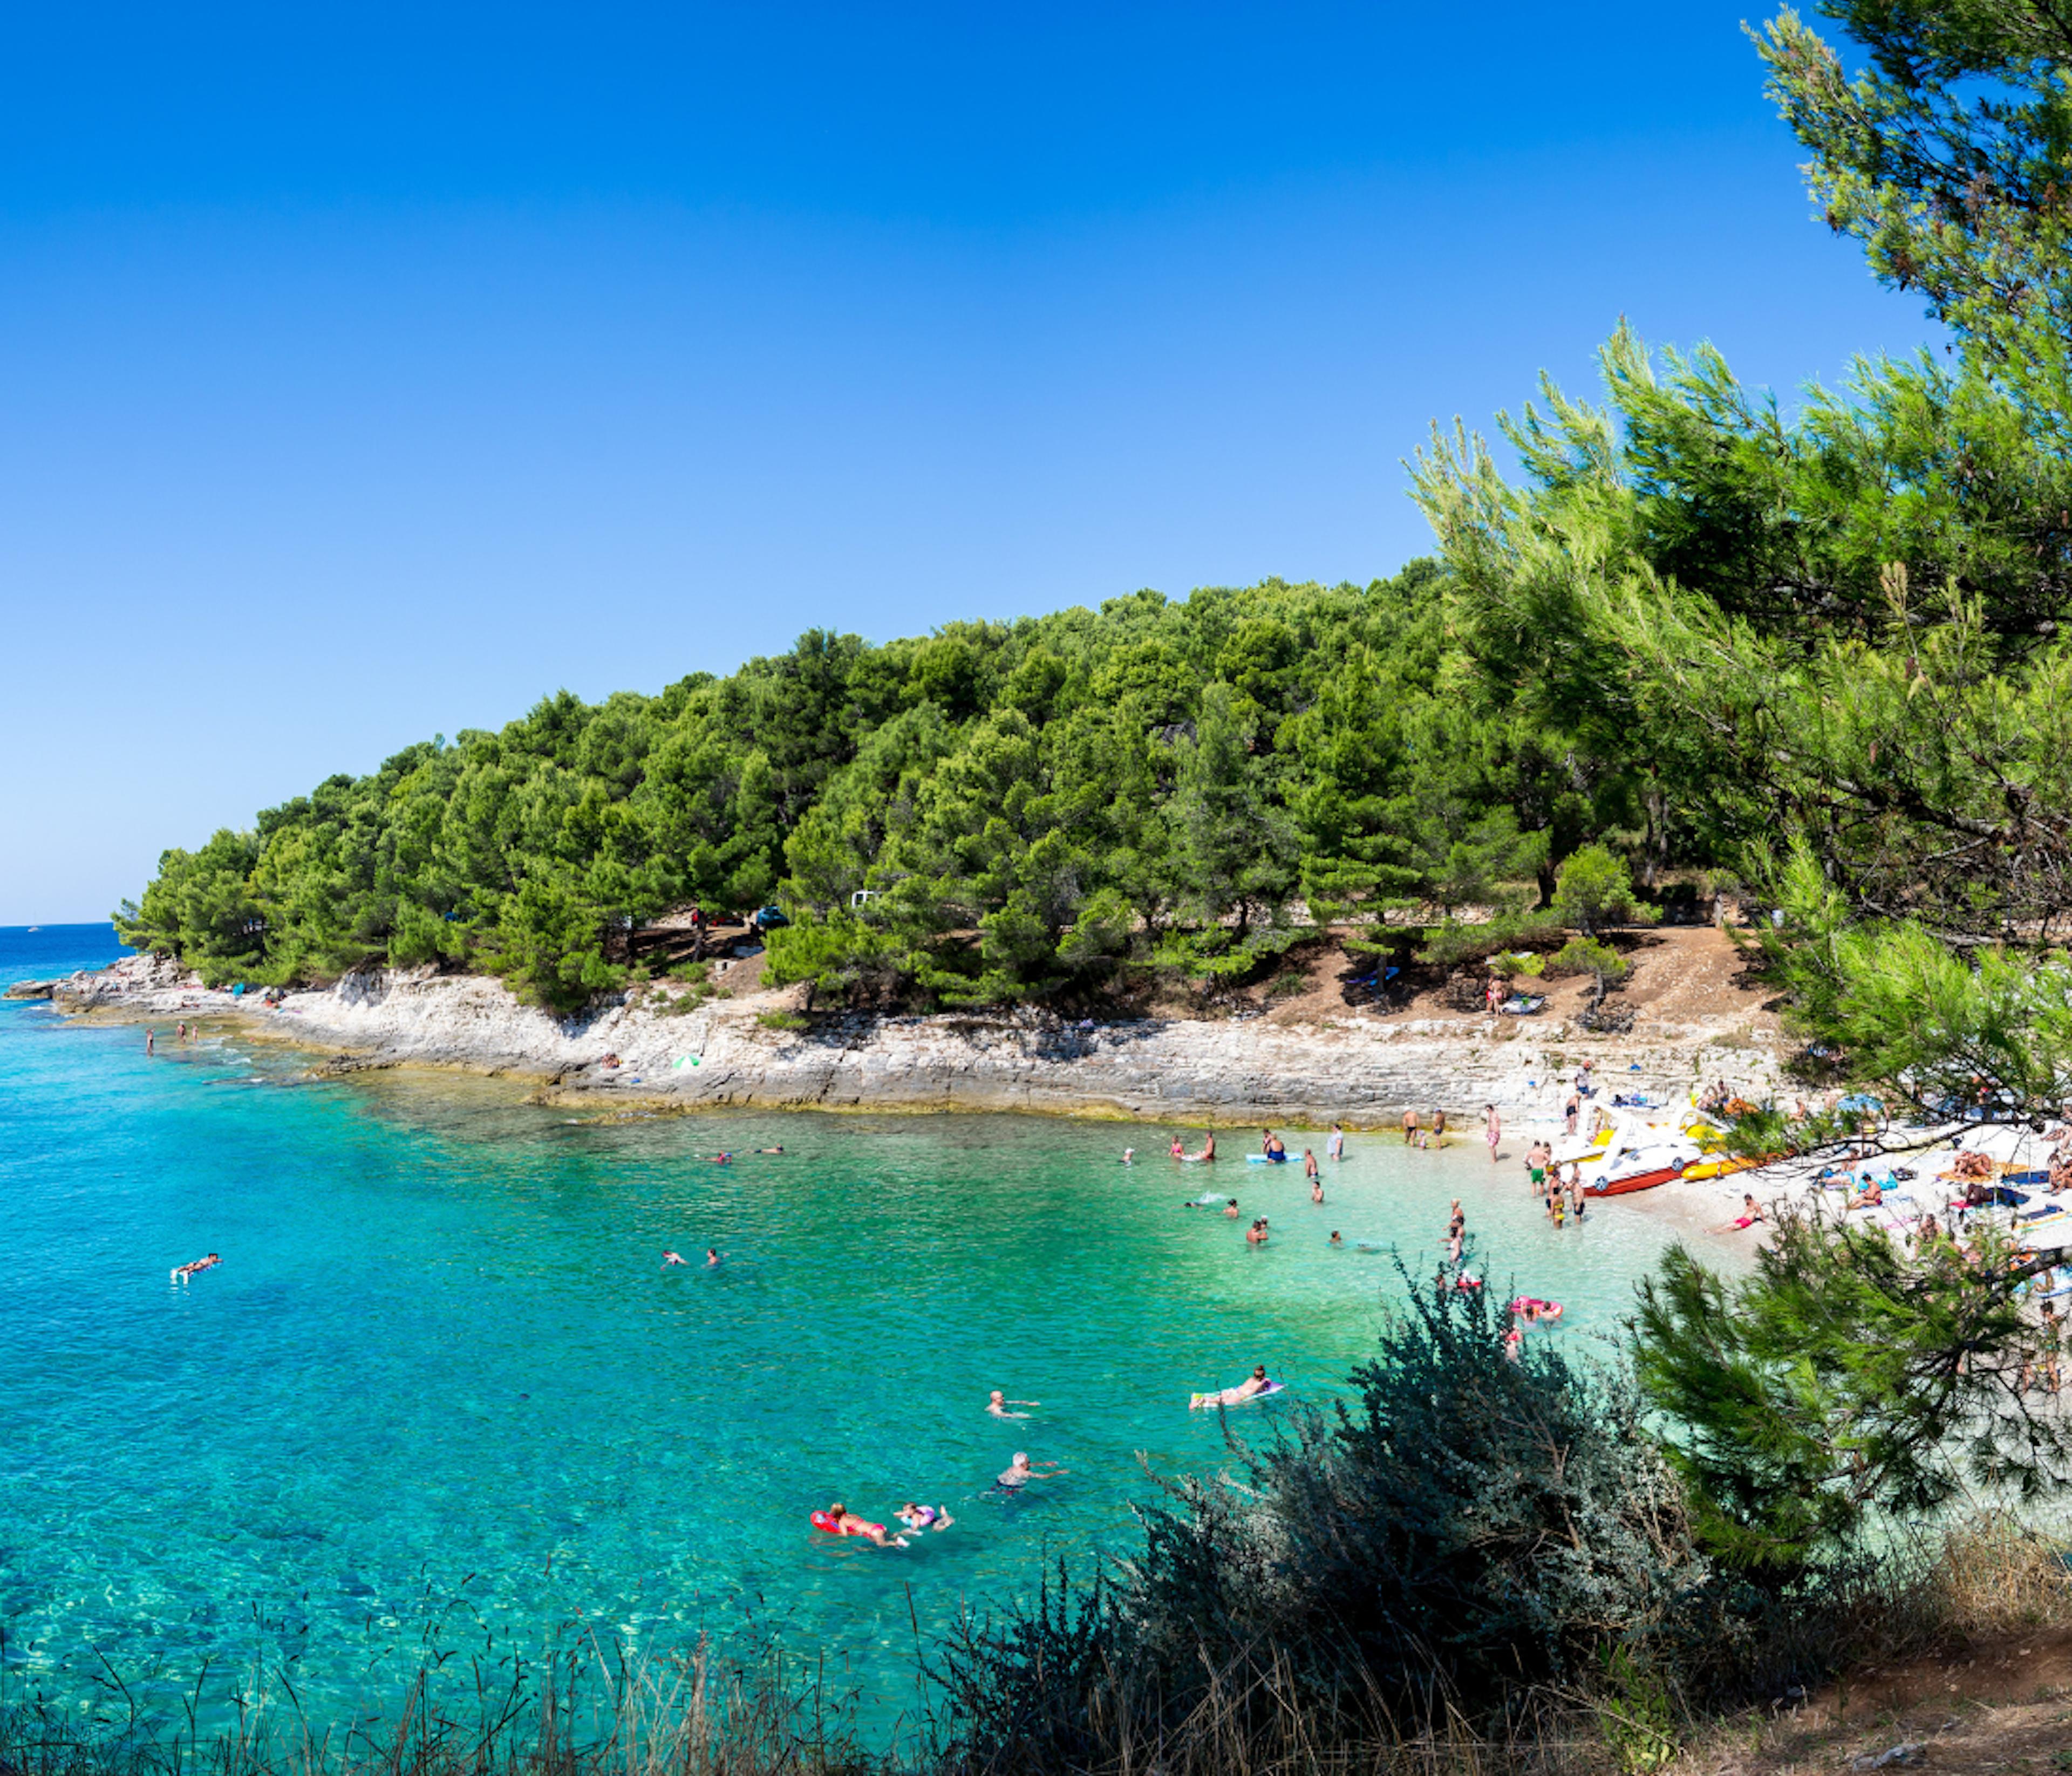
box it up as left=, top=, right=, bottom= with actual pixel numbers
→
left=0, top=920, right=1701, bottom=1741
left=0, top=919, right=128, bottom=986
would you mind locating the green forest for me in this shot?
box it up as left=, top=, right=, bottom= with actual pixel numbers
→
left=112, top=566, right=1668, bottom=1010
left=117, top=0, right=2072, bottom=1062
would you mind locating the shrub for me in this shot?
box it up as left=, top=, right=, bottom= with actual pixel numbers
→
left=1552, top=844, right=1654, bottom=934
left=1266, top=968, right=1307, bottom=998
left=1415, top=911, right=1564, bottom=967
left=1544, top=935, right=1630, bottom=986
left=756, top=1009, right=809, bottom=1032
left=1488, top=950, right=1546, bottom=980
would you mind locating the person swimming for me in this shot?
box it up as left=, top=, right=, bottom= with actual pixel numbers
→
left=824, top=1502, right=906, bottom=1547
left=756, top=1146, right=785, bottom=1154
left=662, top=1250, right=688, bottom=1266
left=170, top=1252, right=220, bottom=1282
left=1223, top=1198, right=1241, bottom=1218
left=896, top=1501, right=955, bottom=1533
left=987, top=1389, right=1038, bottom=1418
left=705, top=1248, right=721, bottom=1266
left=1328, top=1230, right=1343, bottom=1246
left=992, top=1451, right=1066, bottom=1492
left=1122, top=1147, right=1135, bottom=1165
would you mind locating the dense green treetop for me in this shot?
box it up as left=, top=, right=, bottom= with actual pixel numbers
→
left=118, top=570, right=1653, bottom=1009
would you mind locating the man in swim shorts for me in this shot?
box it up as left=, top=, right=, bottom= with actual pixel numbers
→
left=1402, top=1108, right=1419, bottom=1144
left=705, top=1248, right=721, bottom=1266
left=1710, top=1194, right=1765, bottom=1234
left=987, top=1389, right=1038, bottom=1418
left=1223, top=1198, right=1240, bottom=1218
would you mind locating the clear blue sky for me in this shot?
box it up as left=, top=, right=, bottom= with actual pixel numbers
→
left=2, top=3, right=1926, bottom=923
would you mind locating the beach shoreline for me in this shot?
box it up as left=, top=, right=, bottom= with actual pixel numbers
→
left=32, top=952, right=1798, bottom=1220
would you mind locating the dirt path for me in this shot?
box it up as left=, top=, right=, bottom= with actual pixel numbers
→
left=1683, top=1626, right=2072, bottom=1773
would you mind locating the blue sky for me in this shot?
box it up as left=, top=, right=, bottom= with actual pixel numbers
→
left=2, top=3, right=1927, bottom=923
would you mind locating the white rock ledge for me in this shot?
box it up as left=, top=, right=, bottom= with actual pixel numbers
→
left=48, top=953, right=1784, bottom=1129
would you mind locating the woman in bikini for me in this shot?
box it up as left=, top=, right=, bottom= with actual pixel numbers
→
left=826, top=1504, right=906, bottom=1547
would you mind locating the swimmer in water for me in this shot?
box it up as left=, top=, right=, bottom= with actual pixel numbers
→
left=1328, top=1230, right=1343, bottom=1247
left=987, top=1389, right=1039, bottom=1419
left=992, top=1452, right=1066, bottom=1493
left=1170, top=1135, right=1185, bottom=1159
left=170, top=1252, right=220, bottom=1281
left=662, top=1250, right=688, bottom=1267
left=706, top=1153, right=733, bottom=1165
left=705, top=1248, right=721, bottom=1266
left=825, top=1502, right=906, bottom=1547
left=1223, top=1198, right=1241, bottom=1218
left=1304, top=1148, right=1320, bottom=1183
left=757, top=1146, right=785, bottom=1154
left=1122, top=1147, right=1135, bottom=1165
left=896, top=1501, right=955, bottom=1533
left=1311, top=1172, right=1324, bottom=1206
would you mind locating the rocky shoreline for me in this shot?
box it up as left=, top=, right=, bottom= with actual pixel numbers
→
left=42, top=950, right=1787, bottom=1131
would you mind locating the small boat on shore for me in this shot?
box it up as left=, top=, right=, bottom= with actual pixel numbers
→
left=1582, top=1140, right=1703, bottom=1198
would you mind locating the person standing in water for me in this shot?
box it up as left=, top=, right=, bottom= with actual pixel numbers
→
left=1327, top=1123, right=1345, bottom=1161
left=1484, top=1103, right=1501, bottom=1164
left=1402, top=1108, right=1420, bottom=1145
left=992, top=1452, right=1066, bottom=1493
left=146, top=1030, right=155, bottom=1055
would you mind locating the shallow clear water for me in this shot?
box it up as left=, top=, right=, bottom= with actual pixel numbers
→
left=2, top=925, right=1713, bottom=1736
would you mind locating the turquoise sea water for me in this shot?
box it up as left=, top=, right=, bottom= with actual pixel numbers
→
left=2, top=924, right=1712, bottom=1738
